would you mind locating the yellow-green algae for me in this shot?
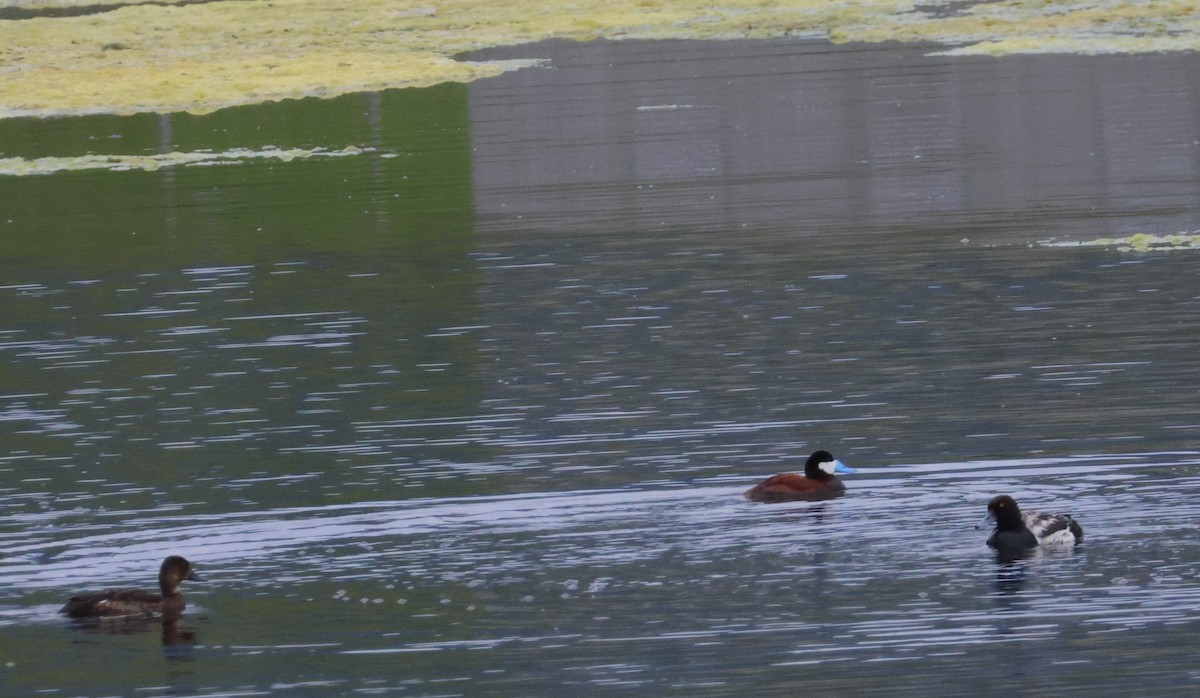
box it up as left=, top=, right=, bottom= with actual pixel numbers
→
left=0, top=145, right=370, bottom=176
left=1, top=0, right=1199, bottom=120
left=1039, top=232, right=1200, bottom=252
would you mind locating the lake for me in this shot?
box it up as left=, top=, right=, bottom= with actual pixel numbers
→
left=2, top=38, right=1200, bottom=696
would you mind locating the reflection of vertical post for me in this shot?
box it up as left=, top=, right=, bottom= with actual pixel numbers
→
left=158, top=113, right=173, bottom=150
left=366, top=92, right=389, bottom=233
left=157, top=113, right=179, bottom=237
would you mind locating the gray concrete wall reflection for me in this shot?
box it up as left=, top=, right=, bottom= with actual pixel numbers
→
left=467, top=39, right=1200, bottom=241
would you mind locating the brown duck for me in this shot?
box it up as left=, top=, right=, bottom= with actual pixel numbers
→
left=60, top=555, right=202, bottom=618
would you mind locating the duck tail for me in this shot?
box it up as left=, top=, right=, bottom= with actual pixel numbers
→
left=1066, top=514, right=1084, bottom=543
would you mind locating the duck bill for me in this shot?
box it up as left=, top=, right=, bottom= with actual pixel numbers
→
left=975, top=511, right=995, bottom=530
left=187, top=571, right=204, bottom=582
left=832, top=459, right=857, bottom=474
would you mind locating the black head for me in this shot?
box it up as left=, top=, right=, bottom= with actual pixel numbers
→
left=985, top=495, right=1025, bottom=531
left=803, top=450, right=838, bottom=479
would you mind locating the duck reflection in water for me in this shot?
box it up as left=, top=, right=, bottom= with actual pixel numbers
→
left=992, top=545, right=1034, bottom=594
left=67, top=613, right=199, bottom=651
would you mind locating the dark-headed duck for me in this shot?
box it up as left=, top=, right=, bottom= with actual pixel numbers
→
left=978, top=495, right=1084, bottom=550
left=60, top=555, right=202, bottom=618
left=744, top=450, right=857, bottom=503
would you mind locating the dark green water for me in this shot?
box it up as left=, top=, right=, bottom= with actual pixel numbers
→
left=2, top=39, right=1200, bottom=696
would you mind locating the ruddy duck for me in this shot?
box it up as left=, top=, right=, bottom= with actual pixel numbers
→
left=744, top=450, right=857, bottom=503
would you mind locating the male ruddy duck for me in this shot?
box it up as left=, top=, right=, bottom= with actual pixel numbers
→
left=744, top=450, right=857, bottom=503
left=61, top=555, right=202, bottom=618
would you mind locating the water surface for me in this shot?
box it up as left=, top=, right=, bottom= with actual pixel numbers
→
left=2, top=39, right=1200, bottom=696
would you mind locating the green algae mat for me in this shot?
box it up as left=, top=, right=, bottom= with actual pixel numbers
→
left=3, top=0, right=1199, bottom=119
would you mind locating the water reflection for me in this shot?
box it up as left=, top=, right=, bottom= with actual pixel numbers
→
left=66, top=614, right=198, bottom=652
left=992, top=548, right=1031, bottom=590
left=468, top=40, right=1200, bottom=241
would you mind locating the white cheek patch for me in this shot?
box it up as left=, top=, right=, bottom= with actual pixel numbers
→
left=818, top=460, right=836, bottom=475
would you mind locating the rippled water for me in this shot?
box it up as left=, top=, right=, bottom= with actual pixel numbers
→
left=3, top=39, right=1200, bottom=696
